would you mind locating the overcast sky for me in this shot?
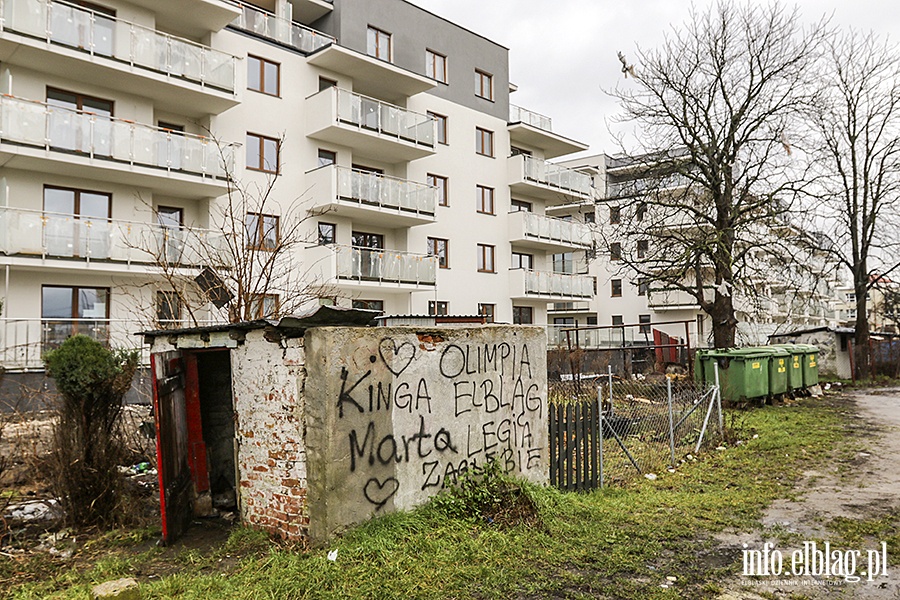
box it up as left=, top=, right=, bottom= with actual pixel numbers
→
left=411, top=0, right=900, bottom=160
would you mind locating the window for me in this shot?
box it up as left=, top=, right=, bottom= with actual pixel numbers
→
left=246, top=133, right=279, bottom=173
left=609, top=206, right=621, bottom=224
left=43, top=186, right=111, bottom=258
left=44, top=186, right=110, bottom=219
left=157, top=206, right=184, bottom=262
left=612, top=315, right=624, bottom=326
left=510, top=146, right=532, bottom=157
left=511, top=252, right=533, bottom=270
left=611, top=279, right=623, bottom=297
left=476, top=127, right=494, bottom=157
left=476, top=185, right=495, bottom=214
left=248, top=55, right=279, bottom=96
left=157, top=206, right=182, bottom=228
left=513, top=306, right=533, bottom=325
left=584, top=211, right=595, bottom=223
left=610, top=242, right=622, bottom=261
left=637, top=240, right=648, bottom=259
left=47, top=88, right=113, bottom=155
left=428, top=301, right=449, bottom=316
left=353, top=299, right=384, bottom=312
left=251, top=294, right=280, bottom=318
left=156, top=291, right=181, bottom=328
left=47, top=87, right=113, bottom=116
left=352, top=231, right=384, bottom=249
left=317, top=149, right=336, bottom=168
left=639, top=314, right=652, bottom=335
left=478, top=303, right=495, bottom=323
left=636, top=203, right=647, bottom=222
left=475, top=69, right=493, bottom=100
left=553, top=252, right=574, bottom=274
left=428, top=112, right=448, bottom=144
left=638, top=278, right=649, bottom=296
left=245, top=212, right=279, bottom=250
left=367, top=26, right=391, bottom=61
left=54, top=1, right=114, bottom=55
left=427, top=237, right=449, bottom=268
left=426, top=49, right=447, bottom=83
left=696, top=314, right=705, bottom=338
left=41, top=285, right=110, bottom=347
left=318, top=222, right=336, bottom=245
left=427, top=174, right=449, bottom=206
left=319, top=77, right=337, bottom=91
left=477, top=244, right=495, bottom=273
left=511, top=199, right=533, bottom=212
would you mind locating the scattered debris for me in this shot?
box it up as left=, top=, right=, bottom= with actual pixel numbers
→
left=327, top=549, right=338, bottom=562
left=5, top=499, right=62, bottom=522
left=644, top=473, right=658, bottom=481
left=91, top=577, right=140, bottom=600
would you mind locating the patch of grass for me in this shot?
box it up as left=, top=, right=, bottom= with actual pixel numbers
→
left=3, top=399, right=849, bottom=600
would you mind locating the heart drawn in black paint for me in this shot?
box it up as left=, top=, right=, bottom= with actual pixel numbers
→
left=378, top=338, right=416, bottom=376
left=363, top=477, right=399, bottom=510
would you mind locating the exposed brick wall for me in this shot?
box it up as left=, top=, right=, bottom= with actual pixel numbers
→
left=231, top=331, right=309, bottom=540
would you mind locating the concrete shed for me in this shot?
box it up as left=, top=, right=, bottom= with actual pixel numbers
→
left=768, top=326, right=853, bottom=379
left=142, top=307, right=548, bottom=544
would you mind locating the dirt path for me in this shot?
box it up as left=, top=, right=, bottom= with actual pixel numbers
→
left=718, top=390, right=900, bottom=599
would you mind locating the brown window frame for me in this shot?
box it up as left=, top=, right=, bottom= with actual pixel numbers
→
left=250, top=293, right=281, bottom=319
left=318, top=222, right=336, bottom=245
left=156, top=290, right=182, bottom=327
left=43, top=185, right=112, bottom=219
left=247, top=55, right=281, bottom=97
left=476, top=185, right=495, bottom=215
left=317, top=148, right=337, bottom=168
left=476, top=127, right=494, bottom=157
left=427, top=173, right=449, bottom=206
left=427, top=237, right=450, bottom=269
left=513, top=306, right=533, bottom=325
left=610, top=242, right=622, bottom=261
left=475, top=69, right=493, bottom=100
left=478, top=303, right=496, bottom=323
left=246, top=132, right=280, bottom=173
left=611, top=279, right=623, bottom=297
left=367, top=26, right=392, bottom=62
left=609, top=206, right=621, bottom=224
left=426, top=49, right=448, bottom=83
left=428, top=112, right=448, bottom=145
left=245, top=212, right=280, bottom=251
left=477, top=243, right=496, bottom=273
left=353, top=299, right=385, bottom=312
left=47, top=87, right=114, bottom=116
left=428, top=300, right=449, bottom=317
left=637, top=239, right=648, bottom=259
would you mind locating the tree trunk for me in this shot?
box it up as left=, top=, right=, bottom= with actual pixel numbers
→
left=853, top=289, right=872, bottom=379
left=710, top=293, right=738, bottom=348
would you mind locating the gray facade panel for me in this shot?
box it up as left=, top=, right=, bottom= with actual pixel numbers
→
left=321, top=0, right=509, bottom=119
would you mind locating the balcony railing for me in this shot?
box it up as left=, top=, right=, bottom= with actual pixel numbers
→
left=546, top=325, right=649, bottom=349
left=607, top=173, right=693, bottom=199
left=0, top=317, right=147, bottom=370
left=0, top=206, right=230, bottom=266
left=518, top=211, right=591, bottom=247
left=332, top=245, right=437, bottom=286
left=521, top=155, right=593, bottom=197
left=331, top=87, right=435, bottom=148
left=231, top=2, right=333, bottom=54
left=509, top=104, right=552, bottom=131
left=0, top=95, right=235, bottom=179
left=336, top=166, right=437, bottom=216
left=0, top=0, right=237, bottom=92
left=522, top=269, right=594, bottom=299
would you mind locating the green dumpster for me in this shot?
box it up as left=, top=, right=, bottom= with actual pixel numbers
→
left=772, top=344, right=805, bottom=393
left=792, top=344, right=820, bottom=388
left=695, top=348, right=771, bottom=404
left=750, top=346, right=790, bottom=399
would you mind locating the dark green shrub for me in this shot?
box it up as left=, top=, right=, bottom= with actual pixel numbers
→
left=44, top=335, right=138, bottom=527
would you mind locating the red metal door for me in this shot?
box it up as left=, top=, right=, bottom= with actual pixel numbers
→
left=151, top=350, right=192, bottom=544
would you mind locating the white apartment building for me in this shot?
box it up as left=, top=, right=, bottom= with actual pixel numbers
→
left=553, top=152, right=838, bottom=350
left=0, top=0, right=598, bottom=375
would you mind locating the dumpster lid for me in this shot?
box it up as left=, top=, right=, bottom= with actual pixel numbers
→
left=770, top=344, right=807, bottom=354
left=751, top=345, right=790, bottom=356
left=725, top=347, right=775, bottom=358
left=790, top=343, right=820, bottom=353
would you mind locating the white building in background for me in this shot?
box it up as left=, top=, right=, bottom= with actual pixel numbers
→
left=0, top=0, right=598, bottom=373
left=553, top=152, right=839, bottom=350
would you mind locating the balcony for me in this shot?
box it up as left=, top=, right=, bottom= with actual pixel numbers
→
left=230, top=2, right=333, bottom=54
left=0, top=317, right=150, bottom=371
left=307, top=87, right=436, bottom=163
left=509, top=269, right=594, bottom=301
left=508, top=211, right=592, bottom=252
left=123, top=0, right=240, bottom=38
left=508, top=104, right=587, bottom=159
left=508, top=154, right=595, bottom=204
left=306, top=165, right=437, bottom=228
left=307, top=45, right=436, bottom=104
left=288, top=0, right=334, bottom=24
left=0, top=206, right=229, bottom=272
left=0, top=95, right=235, bottom=197
left=0, top=0, right=239, bottom=116
left=606, top=173, right=693, bottom=200
left=647, top=287, right=703, bottom=311
left=307, top=244, right=437, bottom=292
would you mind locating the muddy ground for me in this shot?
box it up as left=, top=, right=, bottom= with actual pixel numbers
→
left=717, top=389, right=900, bottom=599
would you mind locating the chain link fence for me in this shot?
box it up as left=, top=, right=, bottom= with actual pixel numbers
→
left=549, top=367, right=723, bottom=489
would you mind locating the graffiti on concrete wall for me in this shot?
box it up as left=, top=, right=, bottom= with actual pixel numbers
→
left=331, top=333, right=546, bottom=511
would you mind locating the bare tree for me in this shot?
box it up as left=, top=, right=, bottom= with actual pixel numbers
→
left=607, top=2, right=825, bottom=347
left=810, top=30, right=900, bottom=378
left=130, top=137, right=338, bottom=327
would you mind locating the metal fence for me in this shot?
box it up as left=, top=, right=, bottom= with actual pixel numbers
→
left=549, top=367, right=722, bottom=490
